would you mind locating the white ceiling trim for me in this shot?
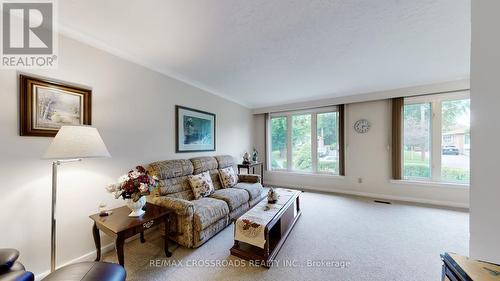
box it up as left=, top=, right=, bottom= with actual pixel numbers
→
left=57, top=25, right=252, bottom=108
left=252, top=79, right=470, bottom=114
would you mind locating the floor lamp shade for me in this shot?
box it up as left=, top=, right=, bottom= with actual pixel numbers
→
left=43, top=125, right=110, bottom=272
left=44, top=126, right=111, bottom=159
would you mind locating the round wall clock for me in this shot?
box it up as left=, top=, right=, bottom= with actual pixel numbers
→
left=354, top=119, right=370, bottom=134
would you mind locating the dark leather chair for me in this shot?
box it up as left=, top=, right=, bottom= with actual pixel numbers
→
left=0, top=249, right=125, bottom=281
left=42, top=262, right=126, bottom=281
left=0, top=249, right=34, bottom=281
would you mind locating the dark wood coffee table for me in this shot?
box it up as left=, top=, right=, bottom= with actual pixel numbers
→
left=89, top=202, right=172, bottom=267
left=231, top=190, right=301, bottom=268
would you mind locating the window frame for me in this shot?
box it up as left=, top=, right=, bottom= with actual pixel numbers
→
left=267, top=106, right=340, bottom=175
left=268, top=115, right=288, bottom=172
left=402, top=91, right=470, bottom=184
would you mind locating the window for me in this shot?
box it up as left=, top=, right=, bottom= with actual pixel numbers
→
left=317, top=112, right=339, bottom=173
left=441, top=99, right=470, bottom=183
left=291, top=114, right=312, bottom=171
left=270, top=116, right=287, bottom=170
left=403, top=102, right=432, bottom=179
left=269, top=107, right=342, bottom=175
left=402, top=92, right=470, bottom=184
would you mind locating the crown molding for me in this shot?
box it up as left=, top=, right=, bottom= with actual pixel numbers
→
left=252, top=78, right=470, bottom=114
left=56, top=25, right=251, bottom=108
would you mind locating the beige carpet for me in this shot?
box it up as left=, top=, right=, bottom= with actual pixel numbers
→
left=102, top=191, right=468, bottom=281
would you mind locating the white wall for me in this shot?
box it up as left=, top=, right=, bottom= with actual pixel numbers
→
left=469, top=0, right=500, bottom=264
left=252, top=79, right=470, bottom=114
left=0, top=35, right=253, bottom=276
left=254, top=90, right=470, bottom=208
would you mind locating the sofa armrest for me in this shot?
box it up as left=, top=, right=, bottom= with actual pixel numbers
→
left=149, top=196, right=194, bottom=216
left=238, top=174, right=261, bottom=184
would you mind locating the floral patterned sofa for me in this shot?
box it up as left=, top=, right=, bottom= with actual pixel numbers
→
left=147, top=155, right=264, bottom=248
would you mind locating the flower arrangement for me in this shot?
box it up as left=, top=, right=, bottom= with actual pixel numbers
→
left=106, top=166, right=159, bottom=202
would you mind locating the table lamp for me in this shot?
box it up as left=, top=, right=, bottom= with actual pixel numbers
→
left=43, top=126, right=111, bottom=272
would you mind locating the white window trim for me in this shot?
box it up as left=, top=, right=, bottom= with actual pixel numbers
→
left=268, top=106, right=340, bottom=175
left=268, top=170, right=346, bottom=179
left=269, top=106, right=338, bottom=117
left=403, top=91, right=470, bottom=184
left=390, top=179, right=469, bottom=189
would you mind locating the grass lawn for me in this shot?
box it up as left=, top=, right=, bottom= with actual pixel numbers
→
left=403, top=150, right=469, bottom=183
left=404, top=150, right=428, bottom=164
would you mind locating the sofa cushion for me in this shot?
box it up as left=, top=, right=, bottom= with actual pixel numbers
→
left=148, top=159, right=195, bottom=199
left=148, top=196, right=194, bottom=216
left=192, top=198, right=229, bottom=231
left=209, top=170, right=223, bottom=190
left=190, top=157, right=224, bottom=189
left=148, top=159, right=193, bottom=180
left=209, top=188, right=249, bottom=211
left=155, top=175, right=193, bottom=199
left=191, top=157, right=218, bottom=174
left=218, top=167, right=237, bottom=188
left=215, top=155, right=234, bottom=169
left=188, top=171, right=215, bottom=200
left=234, top=182, right=264, bottom=201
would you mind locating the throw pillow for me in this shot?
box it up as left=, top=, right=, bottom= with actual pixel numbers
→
left=219, top=166, right=238, bottom=188
left=188, top=171, right=215, bottom=199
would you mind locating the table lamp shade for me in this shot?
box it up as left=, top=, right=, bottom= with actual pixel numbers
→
left=44, top=126, right=111, bottom=159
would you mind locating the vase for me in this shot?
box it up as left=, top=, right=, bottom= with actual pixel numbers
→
left=126, top=196, right=146, bottom=217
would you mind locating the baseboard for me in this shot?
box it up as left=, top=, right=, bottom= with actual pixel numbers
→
left=34, top=221, right=164, bottom=280
left=34, top=225, right=161, bottom=280
left=34, top=242, right=115, bottom=281
left=265, top=181, right=470, bottom=209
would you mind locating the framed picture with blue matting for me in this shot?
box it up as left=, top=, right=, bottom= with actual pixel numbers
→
left=176, top=105, right=216, bottom=152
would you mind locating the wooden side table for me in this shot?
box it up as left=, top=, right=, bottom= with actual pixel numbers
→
left=89, top=202, right=172, bottom=267
left=441, top=252, right=500, bottom=281
left=237, top=162, right=264, bottom=183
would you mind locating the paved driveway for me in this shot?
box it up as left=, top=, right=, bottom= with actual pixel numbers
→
left=442, top=154, right=469, bottom=169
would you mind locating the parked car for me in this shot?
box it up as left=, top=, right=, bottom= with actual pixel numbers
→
left=318, top=147, right=328, bottom=157
left=442, top=146, right=460, bottom=155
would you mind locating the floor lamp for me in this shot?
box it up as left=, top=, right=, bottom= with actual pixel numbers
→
left=43, top=126, right=111, bottom=272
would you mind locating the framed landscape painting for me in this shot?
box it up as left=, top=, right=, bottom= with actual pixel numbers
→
left=176, top=105, right=216, bottom=152
left=20, top=75, right=91, bottom=137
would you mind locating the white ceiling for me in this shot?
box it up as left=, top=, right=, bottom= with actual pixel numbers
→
left=59, top=0, right=470, bottom=108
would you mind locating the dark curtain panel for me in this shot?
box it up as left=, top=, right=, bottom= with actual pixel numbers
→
left=264, top=113, right=269, bottom=171
left=392, top=97, right=404, bottom=179
left=338, top=105, right=345, bottom=176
